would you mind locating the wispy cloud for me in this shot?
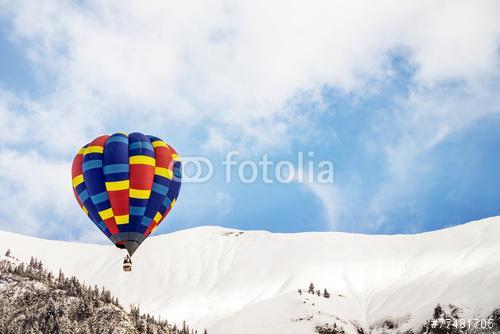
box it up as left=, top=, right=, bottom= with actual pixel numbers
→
left=2, top=1, right=497, bottom=150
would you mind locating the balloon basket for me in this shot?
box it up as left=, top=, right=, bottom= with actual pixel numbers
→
left=123, top=262, right=132, bottom=272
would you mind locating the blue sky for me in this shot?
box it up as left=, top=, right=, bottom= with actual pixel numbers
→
left=0, top=1, right=499, bottom=243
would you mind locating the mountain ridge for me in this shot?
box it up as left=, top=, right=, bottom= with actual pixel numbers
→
left=1, top=216, right=499, bottom=333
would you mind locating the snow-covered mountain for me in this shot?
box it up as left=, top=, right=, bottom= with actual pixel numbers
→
left=1, top=216, right=499, bottom=334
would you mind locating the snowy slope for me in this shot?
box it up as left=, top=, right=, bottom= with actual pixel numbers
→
left=1, top=216, right=499, bottom=333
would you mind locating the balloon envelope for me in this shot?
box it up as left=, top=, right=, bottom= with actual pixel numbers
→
left=71, top=132, right=181, bottom=255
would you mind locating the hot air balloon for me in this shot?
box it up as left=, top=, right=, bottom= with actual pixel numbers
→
left=71, top=132, right=181, bottom=271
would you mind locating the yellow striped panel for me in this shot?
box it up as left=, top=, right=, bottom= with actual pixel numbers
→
left=171, top=154, right=181, bottom=161
left=152, top=140, right=168, bottom=148
left=105, top=180, right=129, bottom=191
left=155, top=167, right=173, bottom=180
left=72, top=174, right=84, bottom=188
left=84, top=146, right=104, bottom=155
left=115, top=214, right=129, bottom=225
left=130, top=155, right=155, bottom=166
left=130, top=188, right=151, bottom=199
left=153, top=212, right=162, bottom=223
left=99, top=208, right=114, bottom=220
left=171, top=198, right=177, bottom=208
left=82, top=206, right=88, bottom=215
left=77, top=147, right=86, bottom=155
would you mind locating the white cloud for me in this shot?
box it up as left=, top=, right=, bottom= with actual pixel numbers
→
left=0, top=149, right=97, bottom=240
left=202, top=128, right=232, bottom=154
left=294, top=166, right=344, bottom=230
left=302, top=182, right=344, bottom=230
left=2, top=0, right=498, bottom=151
left=361, top=77, right=500, bottom=230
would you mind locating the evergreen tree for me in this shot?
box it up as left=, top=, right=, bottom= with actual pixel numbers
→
left=433, top=304, right=443, bottom=319
left=58, top=269, right=65, bottom=283
left=41, top=298, right=60, bottom=334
